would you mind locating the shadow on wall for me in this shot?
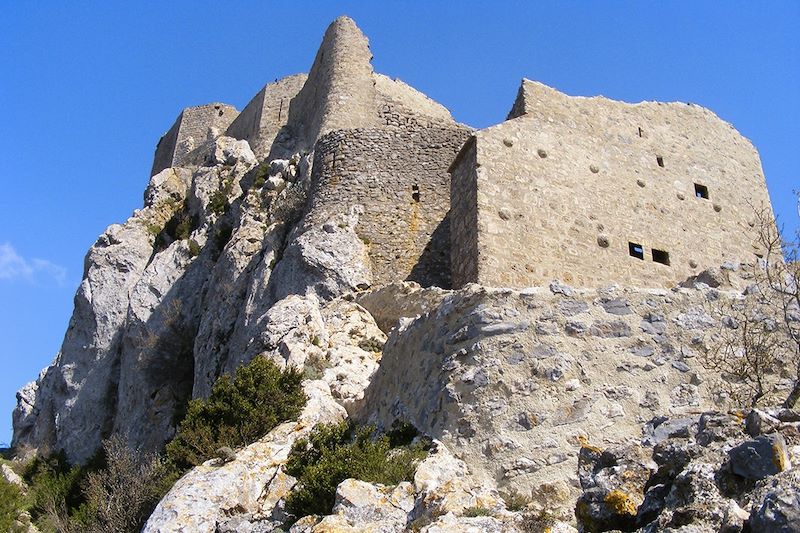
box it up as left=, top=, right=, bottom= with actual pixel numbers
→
left=407, top=211, right=451, bottom=289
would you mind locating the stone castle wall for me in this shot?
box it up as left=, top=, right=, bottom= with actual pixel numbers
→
left=151, top=103, right=238, bottom=176
left=449, top=138, right=480, bottom=288
left=305, top=124, right=471, bottom=288
left=362, top=282, right=751, bottom=494
left=450, top=80, right=774, bottom=289
left=225, top=74, right=307, bottom=159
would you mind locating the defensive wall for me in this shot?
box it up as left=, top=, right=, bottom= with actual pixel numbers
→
left=450, top=79, right=774, bottom=289
left=305, top=124, right=471, bottom=288
left=151, top=103, right=238, bottom=176
left=225, top=74, right=308, bottom=160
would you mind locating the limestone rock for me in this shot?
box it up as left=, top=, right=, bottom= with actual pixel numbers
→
left=210, top=136, right=257, bottom=167
left=270, top=216, right=372, bottom=302
left=310, top=479, right=413, bottom=532
left=1, top=463, right=24, bottom=490
left=728, top=434, right=791, bottom=480
left=748, top=470, right=800, bottom=532
left=143, top=381, right=347, bottom=533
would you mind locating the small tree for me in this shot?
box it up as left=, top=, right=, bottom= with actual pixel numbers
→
left=82, top=435, right=179, bottom=533
left=752, top=194, right=800, bottom=407
left=702, top=294, right=788, bottom=407
left=700, top=195, right=799, bottom=409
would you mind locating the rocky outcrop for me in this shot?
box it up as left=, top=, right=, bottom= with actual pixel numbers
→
left=575, top=407, right=800, bottom=532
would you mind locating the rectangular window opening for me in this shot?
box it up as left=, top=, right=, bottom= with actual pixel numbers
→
left=629, top=242, right=645, bottom=260
left=652, top=249, right=670, bottom=265
left=638, top=127, right=644, bottom=138
left=694, top=183, right=709, bottom=199
left=656, top=156, right=664, bottom=168
left=412, top=184, right=420, bottom=203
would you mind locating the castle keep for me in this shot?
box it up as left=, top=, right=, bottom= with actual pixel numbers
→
left=152, top=17, right=773, bottom=290
left=450, top=80, right=773, bottom=288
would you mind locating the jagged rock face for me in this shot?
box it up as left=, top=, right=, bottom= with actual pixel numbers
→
left=574, top=408, right=800, bottom=532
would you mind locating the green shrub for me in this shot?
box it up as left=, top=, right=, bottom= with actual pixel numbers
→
left=167, top=357, right=306, bottom=469
left=209, top=179, right=234, bottom=216
left=18, top=437, right=181, bottom=533
left=520, top=509, right=558, bottom=533
left=358, top=337, right=384, bottom=353
left=21, top=452, right=89, bottom=532
left=501, top=489, right=532, bottom=512
left=211, top=222, right=233, bottom=260
left=175, top=214, right=192, bottom=241
left=153, top=207, right=197, bottom=252
left=302, top=352, right=331, bottom=381
left=284, top=422, right=428, bottom=520
left=464, top=506, right=493, bottom=517
left=188, top=239, right=201, bottom=257
left=0, top=477, right=25, bottom=532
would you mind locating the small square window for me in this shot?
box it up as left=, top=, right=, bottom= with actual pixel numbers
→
left=652, top=249, right=670, bottom=265
left=694, top=183, right=709, bottom=199
left=629, top=242, right=644, bottom=260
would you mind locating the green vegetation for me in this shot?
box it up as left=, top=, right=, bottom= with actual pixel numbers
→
left=166, top=356, right=306, bottom=469
left=0, top=477, right=25, bottom=532
left=210, top=222, right=234, bottom=261
left=500, top=489, right=532, bottom=512
left=284, top=421, right=428, bottom=520
left=463, top=506, right=493, bottom=517
left=358, top=337, right=384, bottom=353
left=4, top=356, right=307, bottom=532
left=302, top=352, right=331, bottom=381
left=188, top=239, right=201, bottom=257
left=21, top=452, right=91, bottom=532
left=209, top=178, right=234, bottom=216
left=10, top=439, right=179, bottom=533
left=251, top=164, right=269, bottom=189
left=82, top=436, right=179, bottom=533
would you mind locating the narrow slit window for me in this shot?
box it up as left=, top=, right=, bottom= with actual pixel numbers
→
left=656, top=156, right=664, bottom=168
left=412, top=184, right=420, bottom=202
left=652, top=249, right=670, bottom=265
left=629, top=242, right=645, bottom=260
left=694, top=183, right=709, bottom=199
left=638, top=127, right=644, bottom=138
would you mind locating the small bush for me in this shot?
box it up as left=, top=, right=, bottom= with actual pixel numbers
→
left=520, top=509, right=558, bottom=533
left=463, top=506, right=492, bottom=517
left=211, top=222, right=234, bottom=261
left=284, top=422, right=428, bottom=520
left=209, top=179, right=234, bottom=216
left=0, top=477, right=25, bottom=532
left=167, top=357, right=306, bottom=469
left=358, top=337, right=384, bottom=353
left=82, top=435, right=180, bottom=533
left=188, top=239, right=201, bottom=257
left=501, top=489, right=532, bottom=512
left=303, top=352, right=331, bottom=381
left=22, top=452, right=90, bottom=532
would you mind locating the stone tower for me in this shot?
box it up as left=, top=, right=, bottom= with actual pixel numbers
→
left=284, top=16, right=380, bottom=150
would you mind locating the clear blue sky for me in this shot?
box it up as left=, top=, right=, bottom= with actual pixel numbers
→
left=0, top=2, right=797, bottom=444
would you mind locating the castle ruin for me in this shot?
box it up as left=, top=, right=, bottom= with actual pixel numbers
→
left=151, top=17, right=774, bottom=290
